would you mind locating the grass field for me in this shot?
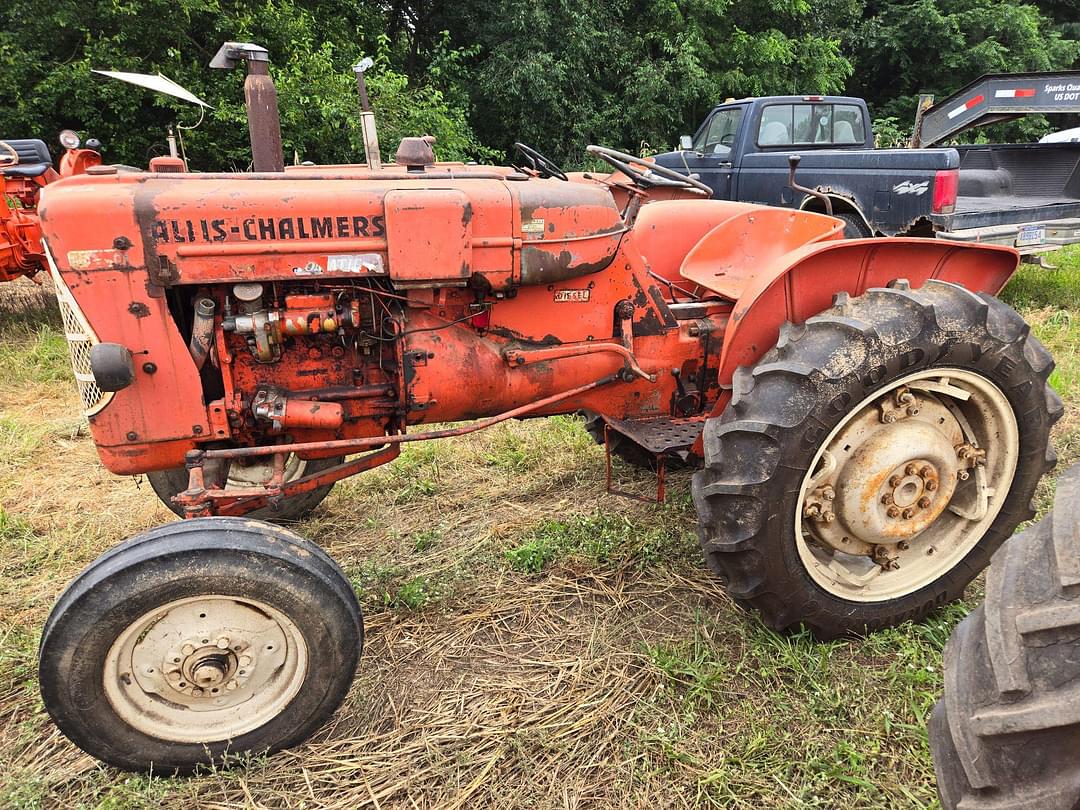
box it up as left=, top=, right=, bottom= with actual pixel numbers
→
left=0, top=251, right=1078, bottom=809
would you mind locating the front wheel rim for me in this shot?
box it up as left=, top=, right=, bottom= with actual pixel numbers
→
left=795, top=368, right=1019, bottom=602
left=104, top=595, right=309, bottom=743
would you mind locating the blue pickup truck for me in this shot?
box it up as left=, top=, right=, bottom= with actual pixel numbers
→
left=652, top=75, right=1080, bottom=255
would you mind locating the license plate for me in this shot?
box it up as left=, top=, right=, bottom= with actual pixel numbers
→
left=1016, top=225, right=1045, bottom=247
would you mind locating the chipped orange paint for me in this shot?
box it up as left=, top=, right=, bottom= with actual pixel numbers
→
left=35, top=158, right=1022, bottom=501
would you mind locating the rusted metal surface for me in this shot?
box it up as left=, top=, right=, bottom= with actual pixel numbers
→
left=604, top=423, right=668, bottom=504
left=35, top=132, right=1028, bottom=517
left=243, top=62, right=284, bottom=173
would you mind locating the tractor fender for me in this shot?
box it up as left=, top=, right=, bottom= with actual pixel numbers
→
left=701, top=236, right=1020, bottom=420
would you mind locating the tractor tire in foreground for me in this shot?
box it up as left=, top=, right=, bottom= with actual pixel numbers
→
left=39, top=518, right=362, bottom=773
left=930, top=463, right=1080, bottom=810
left=148, top=454, right=344, bottom=522
left=692, top=280, right=1061, bottom=638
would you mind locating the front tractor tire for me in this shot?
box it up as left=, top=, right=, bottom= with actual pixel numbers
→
left=692, top=280, right=1061, bottom=639
left=38, top=518, right=363, bottom=773
left=148, top=453, right=344, bottom=522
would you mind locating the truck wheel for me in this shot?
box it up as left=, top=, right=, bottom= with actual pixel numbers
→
left=692, top=280, right=1060, bottom=638
left=834, top=211, right=872, bottom=238
left=147, top=454, right=344, bottom=521
left=38, top=517, right=362, bottom=773
left=930, top=463, right=1080, bottom=810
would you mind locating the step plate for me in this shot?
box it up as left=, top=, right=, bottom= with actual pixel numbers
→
left=602, top=415, right=706, bottom=455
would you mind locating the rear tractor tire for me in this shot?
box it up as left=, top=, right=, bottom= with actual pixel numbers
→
left=38, top=518, right=363, bottom=773
left=692, top=279, right=1061, bottom=638
left=930, top=462, right=1080, bottom=810
left=147, top=453, right=344, bottom=522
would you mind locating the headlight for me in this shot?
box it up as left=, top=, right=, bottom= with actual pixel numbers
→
left=59, top=129, right=81, bottom=150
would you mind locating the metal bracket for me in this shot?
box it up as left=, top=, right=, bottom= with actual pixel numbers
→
left=603, top=423, right=667, bottom=504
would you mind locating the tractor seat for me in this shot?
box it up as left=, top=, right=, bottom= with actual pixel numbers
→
left=0, top=139, right=53, bottom=178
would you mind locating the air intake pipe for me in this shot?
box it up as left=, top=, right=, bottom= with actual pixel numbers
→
left=210, top=42, right=285, bottom=172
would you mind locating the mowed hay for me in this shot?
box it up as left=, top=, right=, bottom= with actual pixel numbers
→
left=0, top=261, right=1078, bottom=808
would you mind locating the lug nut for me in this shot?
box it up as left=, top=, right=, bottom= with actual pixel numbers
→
left=889, top=475, right=903, bottom=487
left=925, top=480, right=938, bottom=492
left=192, top=687, right=204, bottom=697
left=883, top=412, right=897, bottom=424
left=918, top=496, right=932, bottom=508
left=881, top=493, right=894, bottom=505
left=920, top=465, right=934, bottom=478
left=902, top=507, right=915, bottom=519
left=821, top=511, right=835, bottom=523
left=821, top=486, right=835, bottom=501
left=905, top=463, right=919, bottom=476
left=887, top=506, right=901, bottom=518
left=182, top=644, right=194, bottom=656
left=226, top=680, right=238, bottom=691
left=216, top=637, right=230, bottom=650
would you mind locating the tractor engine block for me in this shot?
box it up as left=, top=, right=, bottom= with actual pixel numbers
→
left=201, top=280, right=402, bottom=450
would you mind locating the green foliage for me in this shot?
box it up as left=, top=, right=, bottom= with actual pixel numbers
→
left=0, top=1, right=491, bottom=169
left=851, top=0, right=1079, bottom=137
left=0, top=0, right=1076, bottom=170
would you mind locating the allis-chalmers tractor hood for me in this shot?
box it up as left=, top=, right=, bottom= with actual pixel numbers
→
left=39, top=167, right=627, bottom=295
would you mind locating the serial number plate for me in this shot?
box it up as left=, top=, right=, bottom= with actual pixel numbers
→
left=1016, top=225, right=1046, bottom=247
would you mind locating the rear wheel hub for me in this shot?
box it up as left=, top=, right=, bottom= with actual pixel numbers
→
left=797, top=369, right=1018, bottom=601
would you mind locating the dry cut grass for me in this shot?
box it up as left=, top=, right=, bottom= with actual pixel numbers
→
left=0, top=255, right=1077, bottom=809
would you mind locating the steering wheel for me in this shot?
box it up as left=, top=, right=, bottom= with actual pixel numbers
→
left=512, top=142, right=568, bottom=181
left=586, top=145, right=713, bottom=195
left=720, top=133, right=735, bottom=147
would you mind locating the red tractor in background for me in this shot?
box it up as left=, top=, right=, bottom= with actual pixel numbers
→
left=33, top=42, right=1061, bottom=773
left=1, top=132, right=102, bottom=282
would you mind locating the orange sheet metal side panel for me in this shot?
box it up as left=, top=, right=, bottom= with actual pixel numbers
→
left=139, top=176, right=392, bottom=285
left=38, top=177, right=210, bottom=474
left=56, top=173, right=519, bottom=290
left=402, top=235, right=706, bottom=425
left=631, top=199, right=772, bottom=287
left=511, top=181, right=625, bottom=286
left=384, top=189, right=473, bottom=286
left=704, top=238, right=1020, bottom=420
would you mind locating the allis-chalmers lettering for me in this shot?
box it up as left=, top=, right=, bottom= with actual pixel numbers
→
left=150, top=214, right=387, bottom=244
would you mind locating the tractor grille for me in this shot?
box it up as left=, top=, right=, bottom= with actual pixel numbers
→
left=45, top=248, right=111, bottom=414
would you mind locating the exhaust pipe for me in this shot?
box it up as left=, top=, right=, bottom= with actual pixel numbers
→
left=189, top=297, right=216, bottom=370
left=353, top=57, right=382, bottom=170
left=210, top=42, right=284, bottom=172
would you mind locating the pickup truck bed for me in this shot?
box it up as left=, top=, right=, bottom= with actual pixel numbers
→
left=932, top=143, right=1080, bottom=248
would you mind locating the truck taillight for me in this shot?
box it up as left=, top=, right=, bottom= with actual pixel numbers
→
left=932, top=170, right=959, bottom=214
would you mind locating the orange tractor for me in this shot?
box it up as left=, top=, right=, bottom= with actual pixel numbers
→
left=35, top=43, right=1060, bottom=772
left=1, top=133, right=102, bottom=282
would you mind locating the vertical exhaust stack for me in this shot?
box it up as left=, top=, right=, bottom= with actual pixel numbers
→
left=210, top=42, right=285, bottom=172
left=353, top=57, right=382, bottom=170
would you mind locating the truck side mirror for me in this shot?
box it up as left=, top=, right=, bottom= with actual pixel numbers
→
left=679, top=135, right=693, bottom=151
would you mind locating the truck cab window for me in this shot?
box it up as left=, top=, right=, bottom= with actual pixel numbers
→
left=693, top=107, right=743, bottom=154
left=833, top=104, right=865, bottom=144
left=759, top=103, right=865, bottom=146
